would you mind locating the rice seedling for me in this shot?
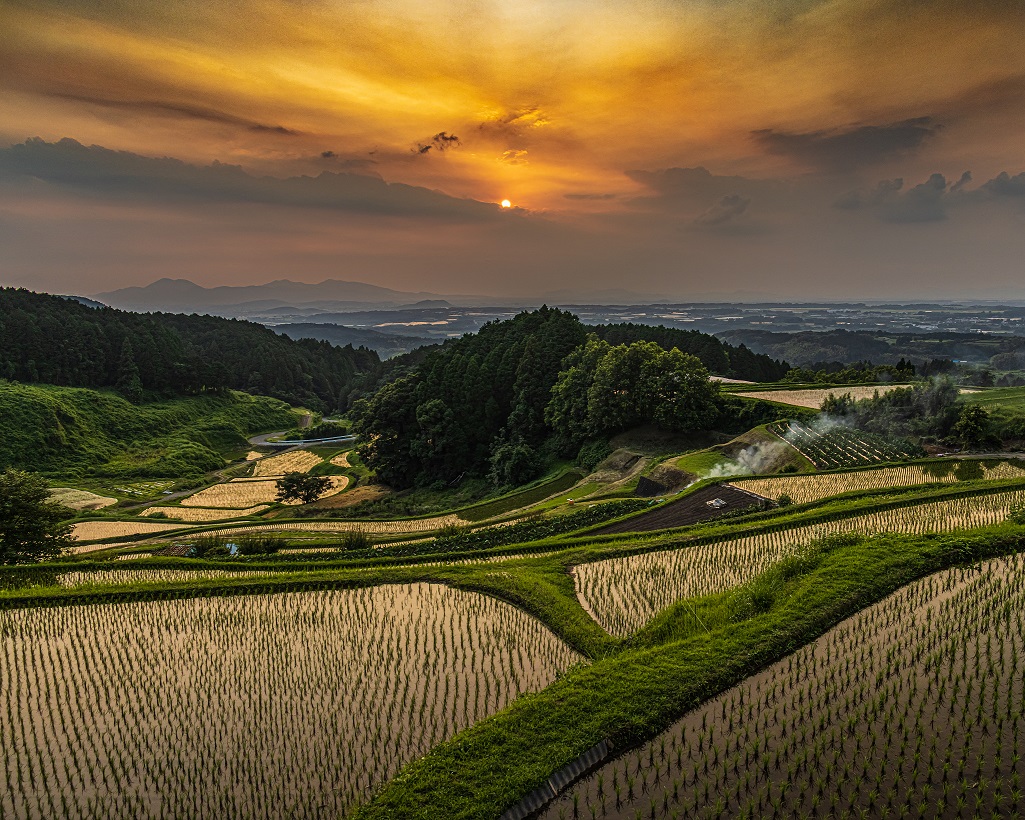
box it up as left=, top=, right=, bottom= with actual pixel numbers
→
left=732, top=460, right=1025, bottom=506
left=139, top=505, right=269, bottom=522
left=54, top=569, right=277, bottom=588
left=0, top=583, right=580, bottom=818
left=576, top=488, right=1025, bottom=635
left=180, top=476, right=347, bottom=508
left=70, top=521, right=192, bottom=543
left=542, top=553, right=1025, bottom=819
left=251, top=450, right=323, bottom=477
left=735, top=385, right=906, bottom=409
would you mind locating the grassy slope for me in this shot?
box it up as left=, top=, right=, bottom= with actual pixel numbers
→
left=962, top=386, right=1025, bottom=409
left=0, top=382, right=297, bottom=478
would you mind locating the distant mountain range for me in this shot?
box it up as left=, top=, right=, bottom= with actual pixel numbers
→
left=92, top=277, right=677, bottom=316
left=93, top=278, right=464, bottom=314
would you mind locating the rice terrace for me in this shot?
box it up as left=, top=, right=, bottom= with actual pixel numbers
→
left=5, top=300, right=1025, bottom=820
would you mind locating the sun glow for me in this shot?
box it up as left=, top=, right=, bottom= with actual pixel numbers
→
left=500, top=199, right=512, bottom=208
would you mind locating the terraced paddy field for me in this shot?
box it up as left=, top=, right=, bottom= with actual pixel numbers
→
left=54, top=568, right=277, bottom=588
left=0, top=584, right=580, bottom=819
left=732, top=460, right=1025, bottom=505
left=48, top=488, right=117, bottom=511
left=69, top=521, right=191, bottom=543
left=250, top=449, right=323, bottom=476
left=543, top=553, right=1025, bottom=819
left=575, top=488, right=1025, bottom=636
left=736, top=385, right=906, bottom=408
left=219, top=513, right=465, bottom=538
left=139, top=505, right=269, bottom=522
left=179, top=476, right=347, bottom=508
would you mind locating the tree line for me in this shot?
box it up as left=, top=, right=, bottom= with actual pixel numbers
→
left=0, top=288, right=379, bottom=410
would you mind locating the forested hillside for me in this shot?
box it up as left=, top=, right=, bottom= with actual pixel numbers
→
left=593, top=323, right=789, bottom=382
left=353, top=308, right=787, bottom=488
left=354, top=307, right=587, bottom=488
left=0, top=288, right=379, bottom=410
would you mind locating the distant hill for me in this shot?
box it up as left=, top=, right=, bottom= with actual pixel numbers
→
left=717, top=328, right=1025, bottom=367
left=274, top=323, right=435, bottom=359
left=94, top=277, right=476, bottom=314
left=0, top=288, right=380, bottom=411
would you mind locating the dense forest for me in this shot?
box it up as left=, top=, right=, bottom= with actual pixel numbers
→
left=592, top=323, right=789, bottom=382
left=353, top=308, right=793, bottom=488
left=0, top=288, right=379, bottom=410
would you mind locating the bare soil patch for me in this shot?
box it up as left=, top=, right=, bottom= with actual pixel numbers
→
left=592, top=484, right=770, bottom=535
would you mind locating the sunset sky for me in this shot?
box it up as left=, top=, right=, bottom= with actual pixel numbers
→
left=2, top=0, right=1025, bottom=300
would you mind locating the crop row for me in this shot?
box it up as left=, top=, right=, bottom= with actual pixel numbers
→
left=771, top=421, right=922, bottom=469
left=544, top=553, right=1025, bottom=819
left=575, top=488, right=1025, bottom=636
left=733, top=460, right=1025, bottom=505
left=0, top=584, right=580, bottom=819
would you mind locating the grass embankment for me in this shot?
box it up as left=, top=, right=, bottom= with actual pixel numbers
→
left=458, top=470, right=583, bottom=522
left=354, top=524, right=1025, bottom=819
left=0, top=382, right=297, bottom=478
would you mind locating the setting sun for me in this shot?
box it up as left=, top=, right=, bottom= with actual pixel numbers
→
left=500, top=199, right=512, bottom=208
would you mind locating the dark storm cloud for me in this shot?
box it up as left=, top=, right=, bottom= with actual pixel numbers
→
left=984, top=171, right=1025, bottom=196
left=625, top=166, right=781, bottom=208
left=33, top=92, right=302, bottom=135
left=752, top=118, right=940, bottom=172
left=0, top=138, right=499, bottom=220
left=414, top=132, right=460, bottom=154
left=838, top=172, right=975, bottom=223
left=694, top=194, right=751, bottom=227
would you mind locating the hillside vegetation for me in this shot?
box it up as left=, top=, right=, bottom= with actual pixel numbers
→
left=0, top=382, right=295, bottom=478
left=0, top=288, right=380, bottom=410
left=354, top=308, right=797, bottom=489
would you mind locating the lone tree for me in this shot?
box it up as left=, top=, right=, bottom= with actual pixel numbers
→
left=953, top=404, right=990, bottom=448
left=275, top=472, right=332, bottom=505
left=0, top=470, right=74, bottom=564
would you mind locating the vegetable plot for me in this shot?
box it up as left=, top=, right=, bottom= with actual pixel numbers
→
left=770, top=420, right=922, bottom=469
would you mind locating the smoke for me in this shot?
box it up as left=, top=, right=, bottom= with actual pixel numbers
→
left=704, top=414, right=850, bottom=479
left=703, top=437, right=791, bottom=479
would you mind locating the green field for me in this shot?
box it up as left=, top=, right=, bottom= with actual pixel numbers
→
left=0, top=382, right=297, bottom=479
left=963, top=385, right=1025, bottom=408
